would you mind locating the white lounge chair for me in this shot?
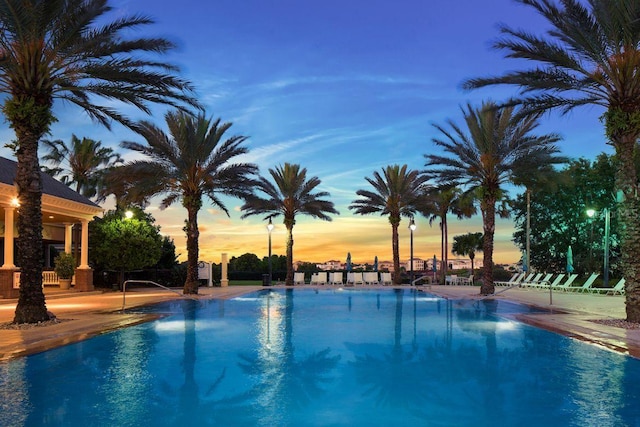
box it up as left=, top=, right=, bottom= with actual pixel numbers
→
left=520, top=273, right=544, bottom=287
left=457, top=275, right=474, bottom=285
left=346, top=272, right=355, bottom=286
left=316, top=272, right=328, bottom=285
left=529, top=273, right=564, bottom=289
left=364, top=272, right=379, bottom=285
left=311, top=272, right=328, bottom=285
left=380, top=272, right=392, bottom=285
left=351, top=272, right=364, bottom=286
left=569, top=273, right=600, bottom=293
left=522, top=273, right=552, bottom=288
left=294, top=272, right=306, bottom=285
left=330, top=272, right=343, bottom=285
left=589, top=278, right=625, bottom=295
left=494, top=273, right=523, bottom=287
left=445, top=275, right=458, bottom=285
left=553, top=273, right=579, bottom=291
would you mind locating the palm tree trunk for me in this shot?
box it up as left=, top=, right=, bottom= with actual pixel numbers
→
left=12, top=102, right=50, bottom=323
left=615, top=134, right=640, bottom=322
left=439, top=222, right=444, bottom=285
left=391, top=221, right=402, bottom=285
left=443, top=215, right=449, bottom=285
left=480, top=197, right=496, bottom=295
left=184, top=203, right=200, bottom=294
left=286, top=225, right=294, bottom=286
left=470, top=254, right=475, bottom=277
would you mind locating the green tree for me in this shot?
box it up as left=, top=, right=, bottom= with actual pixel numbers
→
left=463, top=0, right=640, bottom=319
left=425, top=102, right=562, bottom=295
left=240, top=163, right=339, bottom=286
left=452, top=232, right=484, bottom=277
left=113, top=111, right=258, bottom=294
left=90, top=208, right=163, bottom=287
left=511, top=155, right=620, bottom=275
left=421, top=185, right=476, bottom=284
left=230, top=253, right=262, bottom=273
left=156, top=236, right=179, bottom=270
left=350, top=164, right=430, bottom=285
left=41, top=135, right=122, bottom=202
left=1, top=0, right=196, bottom=324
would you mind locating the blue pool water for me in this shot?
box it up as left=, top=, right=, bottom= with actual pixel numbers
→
left=2, top=288, right=640, bottom=427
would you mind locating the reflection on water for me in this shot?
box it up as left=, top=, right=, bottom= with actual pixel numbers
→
left=1, top=289, right=640, bottom=426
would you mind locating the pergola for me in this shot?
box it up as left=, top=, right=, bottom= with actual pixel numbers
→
left=0, top=157, right=103, bottom=298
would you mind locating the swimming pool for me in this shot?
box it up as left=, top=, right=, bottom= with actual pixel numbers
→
left=1, top=288, right=639, bottom=426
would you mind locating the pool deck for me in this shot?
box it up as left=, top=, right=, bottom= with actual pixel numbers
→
left=0, top=284, right=639, bottom=361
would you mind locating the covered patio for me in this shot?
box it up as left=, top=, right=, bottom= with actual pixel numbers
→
left=0, top=157, right=103, bottom=298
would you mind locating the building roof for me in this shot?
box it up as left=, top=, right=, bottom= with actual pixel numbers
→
left=0, top=156, right=100, bottom=208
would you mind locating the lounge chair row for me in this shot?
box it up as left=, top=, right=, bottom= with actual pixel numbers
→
left=294, top=272, right=393, bottom=286
left=495, top=272, right=625, bottom=295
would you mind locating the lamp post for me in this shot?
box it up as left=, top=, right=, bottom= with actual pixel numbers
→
left=586, top=208, right=610, bottom=287
left=409, top=217, right=416, bottom=285
left=267, top=218, right=274, bottom=286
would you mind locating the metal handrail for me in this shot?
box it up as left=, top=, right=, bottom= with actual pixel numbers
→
left=121, top=280, right=199, bottom=311
left=411, top=275, right=431, bottom=286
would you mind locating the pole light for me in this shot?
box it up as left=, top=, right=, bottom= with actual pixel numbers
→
left=409, top=217, right=416, bottom=285
left=586, top=208, right=610, bottom=287
left=267, top=218, right=274, bottom=286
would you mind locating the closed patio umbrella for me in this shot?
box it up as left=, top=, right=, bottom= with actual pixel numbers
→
left=373, top=256, right=378, bottom=272
left=522, top=250, right=528, bottom=272
left=566, top=246, right=574, bottom=273
left=346, top=252, right=352, bottom=272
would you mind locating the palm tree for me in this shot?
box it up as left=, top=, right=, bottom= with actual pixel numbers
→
left=425, top=102, right=562, bottom=295
left=463, top=0, right=640, bottom=319
left=41, top=135, right=123, bottom=202
left=452, top=232, right=484, bottom=277
left=240, top=163, right=339, bottom=286
left=0, top=0, right=197, bottom=323
left=421, top=185, right=475, bottom=284
left=349, top=165, right=430, bottom=285
left=113, top=111, right=258, bottom=294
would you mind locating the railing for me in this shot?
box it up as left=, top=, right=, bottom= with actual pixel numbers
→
left=12, top=271, right=75, bottom=289
left=411, top=274, right=431, bottom=286
left=121, top=280, right=199, bottom=311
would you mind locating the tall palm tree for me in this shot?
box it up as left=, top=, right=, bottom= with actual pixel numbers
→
left=349, top=165, right=430, bottom=285
left=452, top=232, right=484, bottom=277
left=421, top=185, right=475, bottom=284
left=425, top=102, right=562, bottom=295
left=0, top=0, right=197, bottom=323
left=41, top=135, right=123, bottom=202
left=113, top=111, right=258, bottom=294
left=240, top=163, right=339, bottom=286
left=463, top=0, right=640, bottom=319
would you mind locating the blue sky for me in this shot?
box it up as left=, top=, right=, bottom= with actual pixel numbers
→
left=0, top=0, right=611, bottom=265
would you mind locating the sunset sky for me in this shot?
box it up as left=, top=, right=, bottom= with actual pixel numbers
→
left=0, top=0, right=611, bottom=266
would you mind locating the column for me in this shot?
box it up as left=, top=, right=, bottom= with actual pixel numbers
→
left=79, top=219, right=90, bottom=269
left=2, top=206, right=15, bottom=269
left=221, top=252, right=229, bottom=287
left=64, top=223, right=74, bottom=254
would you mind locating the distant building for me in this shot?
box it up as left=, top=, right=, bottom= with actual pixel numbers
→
left=317, top=260, right=342, bottom=270
left=405, top=257, right=425, bottom=271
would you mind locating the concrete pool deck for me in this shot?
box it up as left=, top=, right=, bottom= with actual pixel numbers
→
left=0, top=284, right=638, bottom=361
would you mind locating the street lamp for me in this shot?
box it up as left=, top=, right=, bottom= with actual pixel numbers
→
left=586, top=207, right=610, bottom=287
left=409, top=217, right=416, bottom=285
left=267, top=218, right=274, bottom=286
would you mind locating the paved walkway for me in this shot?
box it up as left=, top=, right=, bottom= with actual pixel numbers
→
left=1, top=284, right=639, bottom=362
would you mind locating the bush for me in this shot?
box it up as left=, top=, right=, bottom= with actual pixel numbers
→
left=54, top=252, right=76, bottom=279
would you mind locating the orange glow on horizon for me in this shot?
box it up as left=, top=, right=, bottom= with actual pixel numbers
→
left=152, top=206, right=522, bottom=266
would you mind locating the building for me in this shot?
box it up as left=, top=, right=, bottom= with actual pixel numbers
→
left=0, top=157, right=103, bottom=298
left=317, top=260, right=343, bottom=270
